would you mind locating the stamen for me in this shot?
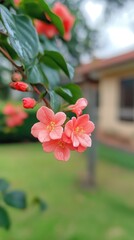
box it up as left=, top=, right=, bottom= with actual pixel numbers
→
left=47, top=121, right=55, bottom=131
left=75, top=126, right=85, bottom=135
left=58, top=141, right=65, bottom=148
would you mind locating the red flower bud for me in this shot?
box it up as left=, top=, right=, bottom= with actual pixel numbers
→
left=14, top=0, right=21, bottom=7
left=22, top=97, right=37, bottom=109
left=12, top=72, right=22, bottom=82
left=9, top=82, right=29, bottom=92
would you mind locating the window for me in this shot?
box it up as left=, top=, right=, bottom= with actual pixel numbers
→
left=119, top=79, right=134, bottom=121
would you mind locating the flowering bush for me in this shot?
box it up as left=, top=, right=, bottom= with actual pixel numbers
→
left=0, top=0, right=95, bottom=229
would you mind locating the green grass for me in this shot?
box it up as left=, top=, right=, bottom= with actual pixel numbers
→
left=99, top=143, right=134, bottom=169
left=0, top=143, right=134, bottom=240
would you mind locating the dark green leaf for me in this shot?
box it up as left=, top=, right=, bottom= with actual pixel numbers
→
left=39, top=35, right=58, bottom=53
left=3, top=191, right=27, bottom=209
left=0, top=33, right=17, bottom=59
left=49, top=90, right=61, bottom=112
left=0, top=206, right=10, bottom=229
left=27, top=63, right=47, bottom=85
left=0, top=179, right=9, bottom=192
left=55, top=83, right=82, bottom=104
left=33, top=197, right=47, bottom=212
left=41, top=51, right=74, bottom=79
left=21, top=0, right=64, bottom=36
left=0, top=5, right=39, bottom=66
left=40, top=64, right=60, bottom=89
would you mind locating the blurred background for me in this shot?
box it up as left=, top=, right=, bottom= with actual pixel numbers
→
left=0, top=0, right=134, bottom=239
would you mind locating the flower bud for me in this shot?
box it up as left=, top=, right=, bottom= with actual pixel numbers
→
left=12, top=72, right=22, bottom=82
left=14, top=0, right=21, bottom=7
left=9, top=82, right=29, bottom=92
left=22, top=97, right=37, bottom=109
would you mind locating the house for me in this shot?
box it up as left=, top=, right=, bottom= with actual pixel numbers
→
left=75, top=51, right=134, bottom=147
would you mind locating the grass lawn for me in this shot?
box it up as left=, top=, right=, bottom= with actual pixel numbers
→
left=0, top=143, right=134, bottom=240
left=99, top=143, right=134, bottom=169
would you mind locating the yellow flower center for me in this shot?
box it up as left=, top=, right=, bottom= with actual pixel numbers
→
left=47, top=121, right=55, bottom=131
left=75, top=126, right=85, bottom=135
left=58, top=141, right=65, bottom=148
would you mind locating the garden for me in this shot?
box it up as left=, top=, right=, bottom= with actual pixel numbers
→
left=0, top=0, right=134, bottom=240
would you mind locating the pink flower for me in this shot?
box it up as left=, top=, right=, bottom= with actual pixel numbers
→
left=34, top=20, right=57, bottom=38
left=9, top=82, right=29, bottom=92
left=22, top=98, right=36, bottom=109
left=31, top=106, right=66, bottom=143
left=53, top=2, right=75, bottom=41
left=16, top=107, right=28, bottom=120
left=2, top=104, right=16, bottom=115
left=3, top=104, right=28, bottom=128
left=6, top=115, right=23, bottom=128
left=64, top=114, right=95, bottom=148
left=68, top=98, right=88, bottom=117
left=42, top=135, right=73, bottom=161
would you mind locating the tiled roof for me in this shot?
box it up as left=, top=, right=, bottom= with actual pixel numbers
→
left=76, top=51, right=134, bottom=74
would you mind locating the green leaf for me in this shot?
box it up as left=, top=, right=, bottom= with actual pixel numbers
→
left=0, top=33, right=17, bottom=59
left=3, top=191, right=27, bottom=209
left=49, top=90, right=61, bottom=112
left=0, top=5, right=39, bottom=66
left=55, top=83, right=82, bottom=104
left=40, top=64, right=60, bottom=89
left=27, top=63, right=47, bottom=85
left=33, top=197, right=47, bottom=212
left=0, top=207, right=10, bottom=230
left=39, top=35, right=58, bottom=53
left=41, top=51, right=74, bottom=79
left=0, top=179, right=9, bottom=192
left=21, top=0, right=64, bottom=36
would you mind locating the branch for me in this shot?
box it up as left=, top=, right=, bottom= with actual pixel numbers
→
left=0, top=47, right=50, bottom=108
left=0, top=46, right=27, bottom=79
left=33, top=85, right=50, bottom=108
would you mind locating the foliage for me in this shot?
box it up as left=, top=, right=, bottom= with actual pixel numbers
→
left=0, top=178, right=47, bottom=229
left=0, top=0, right=76, bottom=110
left=0, top=0, right=80, bottom=229
left=0, top=0, right=97, bottom=229
left=0, top=108, right=37, bottom=143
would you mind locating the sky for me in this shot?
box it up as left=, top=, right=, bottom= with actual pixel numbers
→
left=83, top=0, right=134, bottom=59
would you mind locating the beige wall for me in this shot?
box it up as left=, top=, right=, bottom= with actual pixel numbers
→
left=98, top=66, right=134, bottom=144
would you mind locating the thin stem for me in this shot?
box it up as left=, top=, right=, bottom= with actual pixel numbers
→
left=33, top=85, right=50, bottom=108
left=0, top=46, right=27, bottom=79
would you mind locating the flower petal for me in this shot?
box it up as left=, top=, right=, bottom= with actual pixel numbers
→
left=31, top=122, right=45, bottom=138
left=71, top=134, right=79, bottom=147
left=37, top=106, right=54, bottom=124
left=76, top=145, right=87, bottom=153
left=76, top=114, right=90, bottom=127
left=78, top=134, right=92, bottom=147
left=38, top=130, right=50, bottom=143
left=84, top=121, right=95, bottom=134
left=54, top=146, right=70, bottom=161
left=42, top=140, right=58, bottom=152
left=49, top=126, right=63, bottom=139
left=65, top=117, right=76, bottom=137
left=54, top=112, right=66, bottom=126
